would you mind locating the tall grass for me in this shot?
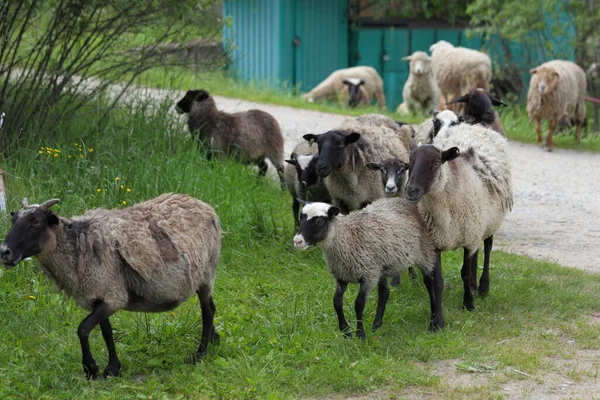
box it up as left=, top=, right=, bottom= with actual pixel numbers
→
left=0, top=99, right=599, bottom=399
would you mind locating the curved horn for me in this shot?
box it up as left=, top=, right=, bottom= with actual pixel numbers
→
left=39, top=199, right=61, bottom=210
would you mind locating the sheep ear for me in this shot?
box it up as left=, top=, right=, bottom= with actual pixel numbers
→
left=409, top=138, right=418, bottom=150
left=530, top=68, right=538, bottom=74
left=345, top=132, right=361, bottom=144
left=441, top=147, right=460, bottom=163
left=357, top=79, right=365, bottom=86
left=552, top=71, right=559, bottom=78
left=342, top=78, right=351, bottom=85
left=285, top=159, right=298, bottom=166
left=489, top=95, right=507, bottom=107
left=404, top=162, right=410, bottom=171
left=47, top=211, right=59, bottom=226
left=327, top=207, right=341, bottom=219
left=195, top=91, right=209, bottom=102
left=447, top=94, right=468, bottom=104
left=365, top=162, right=380, bottom=170
left=303, top=134, right=320, bottom=145
left=296, top=198, right=308, bottom=206
left=401, top=55, right=412, bottom=61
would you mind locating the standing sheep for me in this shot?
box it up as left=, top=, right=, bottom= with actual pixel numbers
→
left=176, top=89, right=285, bottom=183
left=301, top=66, right=387, bottom=109
left=397, top=51, right=440, bottom=115
left=447, top=88, right=508, bottom=136
left=303, top=114, right=412, bottom=213
left=429, top=41, right=492, bottom=112
left=0, top=194, right=221, bottom=379
left=405, top=122, right=513, bottom=310
left=526, top=60, right=587, bottom=151
left=293, top=198, right=444, bottom=337
left=284, top=141, right=331, bottom=228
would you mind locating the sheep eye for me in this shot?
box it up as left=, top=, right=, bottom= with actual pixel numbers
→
left=33, top=220, right=43, bottom=228
left=315, top=218, right=325, bottom=227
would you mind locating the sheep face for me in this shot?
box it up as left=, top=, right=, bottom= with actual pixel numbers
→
left=303, top=131, right=361, bottom=177
left=285, top=155, right=318, bottom=192
left=342, top=78, right=365, bottom=107
left=175, top=89, right=210, bottom=114
left=366, top=158, right=408, bottom=197
left=405, top=144, right=460, bottom=203
left=530, top=67, right=559, bottom=95
left=403, top=52, right=431, bottom=76
left=0, top=204, right=60, bottom=268
left=447, top=89, right=505, bottom=124
left=293, top=202, right=340, bottom=250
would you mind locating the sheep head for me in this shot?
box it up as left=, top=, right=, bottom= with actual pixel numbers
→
left=293, top=201, right=340, bottom=250
left=342, top=78, right=366, bottom=108
left=303, top=131, right=361, bottom=177
left=366, top=158, right=408, bottom=197
left=403, top=51, right=432, bottom=76
left=0, top=199, right=61, bottom=268
left=285, top=154, right=318, bottom=192
left=530, top=67, right=559, bottom=95
left=175, top=89, right=211, bottom=114
left=405, top=145, right=460, bottom=203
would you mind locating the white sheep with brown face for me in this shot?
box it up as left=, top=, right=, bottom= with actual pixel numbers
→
left=0, top=194, right=221, bottom=379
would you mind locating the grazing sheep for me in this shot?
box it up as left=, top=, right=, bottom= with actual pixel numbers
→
left=176, top=89, right=285, bottom=183
left=293, top=198, right=444, bottom=337
left=429, top=41, right=492, bottom=112
left=405, top=122, right=513, bottom=311
left=397, top=51, right=440, bottom=115
left=301, top=66, right=386, bottom=109
left=447, top=88, right=508, bottom=136
left=303, top=114, right=412, bottom=213
left=340, top=78, right=371, bottom=108
left=526, top=60, right=587, bottom=151
left=0, top=194, right=221, bottom=379
left=284, top=141, right=331, bottom=228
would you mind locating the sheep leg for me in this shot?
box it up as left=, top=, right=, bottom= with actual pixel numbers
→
left=257, top=158, right=268, bottom=177
left=77, top=301, right=116, bottom=379
left=194, top=287, right=216, bottom=361
left=461, top=248, right=476, bottom=311
left=209, top=297, right=220, bottom=344
left=408, top=267, right=417, bottom=280
left=390, top=274, right=401, bottom=287
left=479, top=236, right=493, bottom=297
left=546, top=119, right=557, bottom=151
left=374, top=88, right=387, bottom=110
left=575, top=119, right=584, bottom=144
left=354, top=281, right=373, bottom=340
left=99, top=318, right=122, bottom=378
left=534, top=118, right=543, bottom=143
left=292, top=198, right=301, bottom=229
left=429, top=250, right=445, bottom=331
left=333, top=279, right=351, bottom=337
left=372, top=277, right=389, bottom=331
left=469, top=248, right=479, bottom=293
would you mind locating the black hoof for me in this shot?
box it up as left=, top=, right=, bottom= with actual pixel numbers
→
left=189, top=351, right=206, bottom=364
left=463, top=303, right=475, bottom=312
left=390, top=275, right=401, bottom=288
left=372, top=320, right=383, bottom=331
left=211, top=329, right=221, bottom=345
left=84, top=363, right=99, bottom=380
left=478, top=288, right=489, bottom=298
left=103, top=361, right=121, bottom=378
left=341, top=328, right=352, bottom=339
left=429, top=319, right=444, bottom=331
left=356, top=330, right=366, bottom=341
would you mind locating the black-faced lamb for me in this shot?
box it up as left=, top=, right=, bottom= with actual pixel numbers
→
left=404, top=122, right=513, bottom=311
left=447, top=88, right=508, bottom=136
left=0, top=194, right=221, bottom=379
left=526, top=60, right=587, bottom=151
left=176, top=89, right=285, bottom=183
left=284, top=141, right=331, bottom=228
left=293, top=199, right=444, bottom=338
left=302, top=114, right=412, bottom=214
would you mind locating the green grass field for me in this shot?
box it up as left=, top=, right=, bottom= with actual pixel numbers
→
left=0, top=98, right=599, bottom=399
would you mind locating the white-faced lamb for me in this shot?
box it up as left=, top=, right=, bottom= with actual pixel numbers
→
left=284, top=141, right=331, bottom=228
left=293, top=198, right=444, bottom=338
left=302, top=114, right=412, bottom=214
left=429, top=41, right=492, bottom=112
left=176, top=89, right=285, bottom=183
left=0, top=194, right=221, bottom=379
left=447, top=88, right=508, bottom=136
left=301, top=66, right=386, bottom=109
left=397, top=51, right=440, bottom=115
left=404, top=120, right=513, bottom=311
left=526, top=60, right=587, bottom=151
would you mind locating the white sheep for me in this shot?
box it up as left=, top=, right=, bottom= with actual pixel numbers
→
left=405, top=120, right=513, bottom=311
left=0, top=194, right=221, bottom=379
left=429, top=41, right=492, bottom=112
left=526, top=60, right=587, bottom=151
left=397, top=51, right=440, bottom=115
left=293, top=198, right=444, bottom=337
left=301, top=66, right=386, bottom=109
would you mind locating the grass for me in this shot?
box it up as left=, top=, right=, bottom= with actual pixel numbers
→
left=0, top=98, right=600, bottom=399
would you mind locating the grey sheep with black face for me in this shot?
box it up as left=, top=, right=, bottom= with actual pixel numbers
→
left=0, top=194, right=221, bottom=379
left=176, top=89, right=285, bottom=184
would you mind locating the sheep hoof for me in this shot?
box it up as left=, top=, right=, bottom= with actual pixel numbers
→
left=189, top=352, right=206, bottom=364
left=429, top=319, right=444, bottom=331
left=211, top=329, right=221, bottom=345
left=478, top=288, right=489, bottom=298
left=462, top=303, right=475, bottom=312
left=390, top=275, right=401, bottom=287
left=372, top=320, right=383, bottom=331
left=356, top=330, right=366, bottom=341
left=341, top=328, right=352, bottom=339
left=83, top=362, right=100, bottom=380
left=102, top=361, right=121, bottom=378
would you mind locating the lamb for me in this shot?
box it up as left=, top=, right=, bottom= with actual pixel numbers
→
left=300, top=66, right=386, bottom=109
left=396, top=51, right=440, bottom=115
left=0, top=194, right=221, bottom=379
left=293, top=198, right=444, bottom=338
left=176, top=89, right=285, bottom=183
left=284, top=141, right=331, bottom=228
left=526, top=60, right=587, bottom=151
left=447, top=88, right=508, bottom=136
left=302, top=114, right=412, bottom=214
left=404, top=122, right=513, bottom=311
left=429, top=41, right=492, bottom=112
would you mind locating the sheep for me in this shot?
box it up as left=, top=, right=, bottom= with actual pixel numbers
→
left=302, top=114, right=412, bottom=214
left=0, top=194, right=221, bottom=379
left=404, top=121, right=513, bottom=311
left=300, top=66, right=386, bottom=109
left=429, top=41, right=492, bottom=112
left=292, top=198, right=444, bottom=337
left=176, top=89, right=285, bottom=183
left=284, top=141, right=331, bottom=228
left=526, top=60, right=587, bottom=151
left=447, top=88, right=508, bottom=136
left=340, top=78, right=371, bottom=108
left=396, top=51, right=440, bottom=115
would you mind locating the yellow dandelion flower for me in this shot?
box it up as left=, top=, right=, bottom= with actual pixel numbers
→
left=96, top=188, right=102, bottom=193
left=126, top=188, right=131, bottom=193
left=120, top=185, right=124, bottom=189
left=88, top=148, right=94, bottom=153
left=53, top=153, right=59, bottom=158
left=68, top=155, right=72, bottom=159
left=121, top=200, right=127, bottom=205
left=28, top=295, right=36, bottom=300
left=79, top=155, right=84, bottom=159
left=55, top=149, right=61, bottom=153
left=115, top=177, right=120, bottom=181
left=38, top=150, right=43, bottom=154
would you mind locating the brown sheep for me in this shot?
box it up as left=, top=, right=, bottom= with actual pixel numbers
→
left=0, top=194, right=221, bottom=379
left=176, top=89, right=285, bottom=184
left=527, top=60, right=587, bottom=151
